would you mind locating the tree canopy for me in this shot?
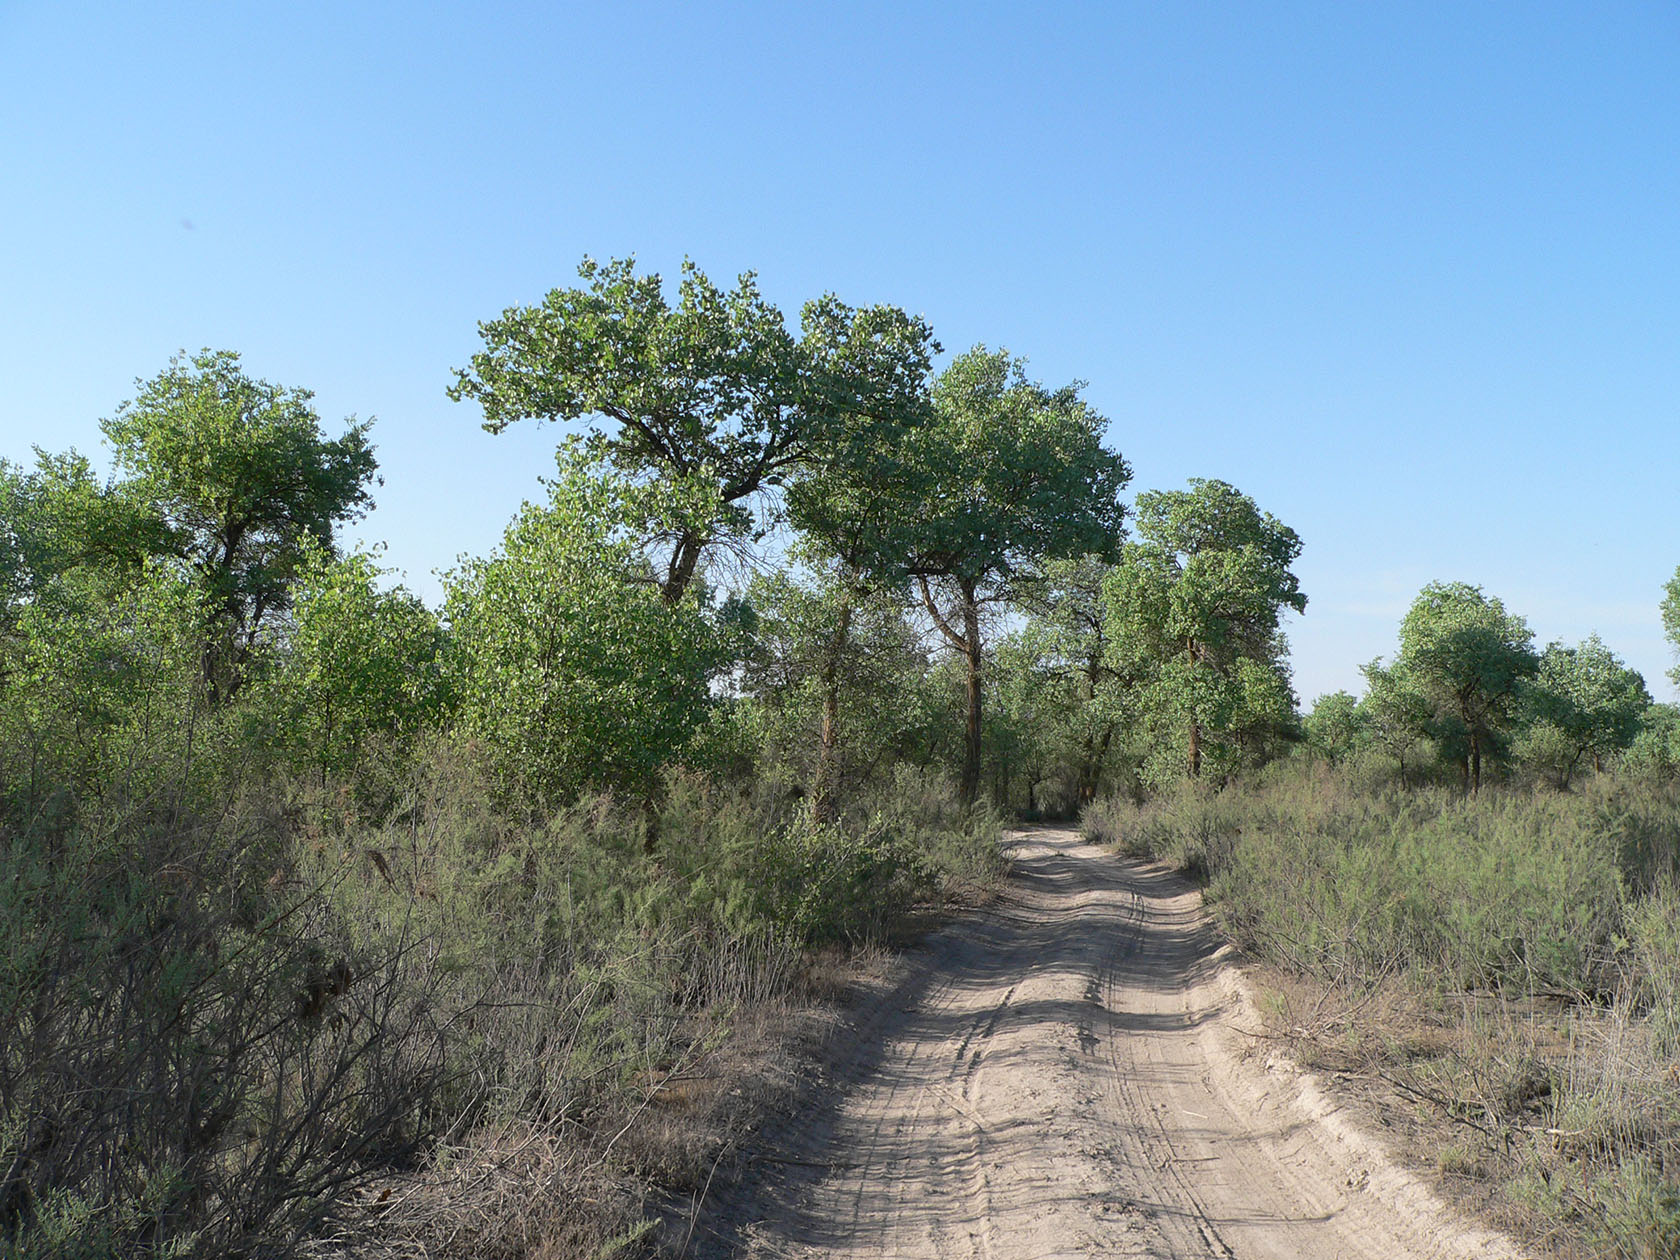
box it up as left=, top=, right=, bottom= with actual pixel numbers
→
left=1395, top=581, right=1536, bottom=792
left=1105, top=479, right=1305, bottom=780
left=1357, top=658, right=1433, bottom=784
left=1303, top=691, right=1363, bottom=766
left=1663, top=565, right=1680, bottom=689
left=102, top=349, right=378, bottom=700
left=1518, top=634, right=1649, bottom=789
left=443, top=450, right=725, bottom=811
left=450, top=257, right=938, bottom=603
left=894, top=347, right=1131, bottom=804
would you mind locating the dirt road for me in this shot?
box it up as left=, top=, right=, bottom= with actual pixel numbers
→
left=699, top=826, right=1522, bottom=1259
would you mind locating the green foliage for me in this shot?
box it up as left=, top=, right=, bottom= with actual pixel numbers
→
left=1517, top=635, right=1649, bottom=789
left=900, top=347, right=1131, bottom=804
left=1396, top=581, right=1537, bottom=791
left=1355, top=658, right=1437, bottom=784
left=1303, top=690, right=1364, bottom=765
left=451, top=257, right=938, bottom=601
left=985, top=632, right=1079, bottom=815
left=903, top=349, right=1130, bottom=591
left=0, top=315, right=1031, bottom=1259
left=1104, top=479, right=1305, bottom=782
left=1663, top=564, right=1680, bottom=690
left=736, top=561, right=935, bottom=805
left=686, top=814, right=932, bottom=946
left=1082, top=779, right=1245, bottom=877
left=0, top=449, right=160, bottom=629
left=1086, top=772, right=1680, bottom=994
left=102, top=350, right=378, bottom=700
left=1010, top=556, right=1135, bottom=808
left=444, top=449, right=726, bottom=809
left=781, top=297, right=941, bottom=571
left=257, top=546, right=449, bottom=799
left=770, top=304, right=944, bottom=818
left=1624, top=703, right=1680, bottom=783
left=0, top=558, right=229, bottom=823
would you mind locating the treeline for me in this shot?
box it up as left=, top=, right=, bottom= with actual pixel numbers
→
left=0, top=256, right=1286, bottom=1259
left=1301, top=579, right=1680, bottom=795
left=7, top=255, right=1679, bottom=1257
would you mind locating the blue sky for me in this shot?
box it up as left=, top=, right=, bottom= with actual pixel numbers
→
left=3, top=2, right=1677, bottom=703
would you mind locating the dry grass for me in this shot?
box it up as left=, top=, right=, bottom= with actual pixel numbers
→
left=295, top=938, right=906, bottom=1260
left=302, top=1122, right=647, bottom=1260
left=1250, top=967, right=1679, bottom=1259
left=1088, top=769, right=1680, bottom=1258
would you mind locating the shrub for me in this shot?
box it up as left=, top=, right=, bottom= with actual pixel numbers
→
left=0, top=806, right=443, bottom=1259
left=1085, top=773, right=1667, bottom=994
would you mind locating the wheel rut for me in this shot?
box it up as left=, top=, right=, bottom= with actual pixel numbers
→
left=695, top=826, right=1522, bottom=1260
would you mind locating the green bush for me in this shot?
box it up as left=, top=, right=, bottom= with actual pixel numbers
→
left=1625, top=885, right=1680, bottom=1056
left=1084, top=773, right=1677, bottom=994
left=0, top=804, right=443, bottom=1259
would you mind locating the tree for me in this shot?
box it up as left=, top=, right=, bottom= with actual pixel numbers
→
left=450, top=257, right=938, bottom=604
left=443, top=450, right=725, bottom=811
left=1358, top=659, right=1432, bottom=785
left=894, top=348, right=1131, bottom=806
left=102, top=350, right=377, bottom=701
left=986, top=631, right=1074, bottom=814
left=0, top=449, right=217, bottom=817
left=737, top=560, right=930, bottom=818
left=1395, top=582, right=1536, bottom=793
left=0, top=450, right=162, bottom=678
left=1104, top=480, right=1305, bottom=780
left=1016, top=555, right=1132, bottom=804
left=1624, top=702, right=1680, bottom=782
left=0, top=451, right=159, bottom=592
left=263, top=546, right=448, bottom=793
left=1663, top=565, right=1680, bottom=689
left=773, top=302, right=941, bottom=819
left=1303, top=690, right=1364, bottom=766
left=1517, top=635, right=1649, bottom=789
left=0, top=554, right=216, bottom=819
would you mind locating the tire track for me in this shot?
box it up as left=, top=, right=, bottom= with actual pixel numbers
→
left=698, top=827, right=1522, bottom=1260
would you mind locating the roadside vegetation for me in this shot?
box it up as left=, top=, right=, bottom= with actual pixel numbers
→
left=1085, top=582, right=1680, bottom=1258
left=0, top=258, right=1100, bottom=1260
left=6, top=254, right=1678, bottom=1258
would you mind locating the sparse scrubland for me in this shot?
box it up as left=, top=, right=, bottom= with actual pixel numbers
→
left=1086, top=767, right=1680, bottom=1257
left=7, top=258, right=1680, bottom=1258
left=1081, top=568, right=1680, bottom=1258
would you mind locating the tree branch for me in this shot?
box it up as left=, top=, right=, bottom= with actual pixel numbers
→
left=918, top=575, right=968, bottom=652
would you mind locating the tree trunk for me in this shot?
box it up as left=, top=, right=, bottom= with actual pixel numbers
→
left=1560, top=747, right=1587, bottom=792
left=1185, top=636, right=1202, bottom=779
left=811, top=595, right=854, bottom=825
left=1469, top=731, right=1482, bottom=795
left=960, top=581, right=983, bottom=810
left=1078, top=723, right=1114, bottom=805
left=663, top=532, right=705, bottom=604
left=641, top=801, right=661, bottom=855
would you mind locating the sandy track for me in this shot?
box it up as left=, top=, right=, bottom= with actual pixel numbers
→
left=696, top=826, right=1522, bottom=1260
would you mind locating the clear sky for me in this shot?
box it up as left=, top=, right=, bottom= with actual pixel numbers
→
left=3, top=2, right=1677, bottom=703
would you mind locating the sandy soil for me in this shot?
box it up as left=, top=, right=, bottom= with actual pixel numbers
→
left=693, top=826, right=1527, bottom=1259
